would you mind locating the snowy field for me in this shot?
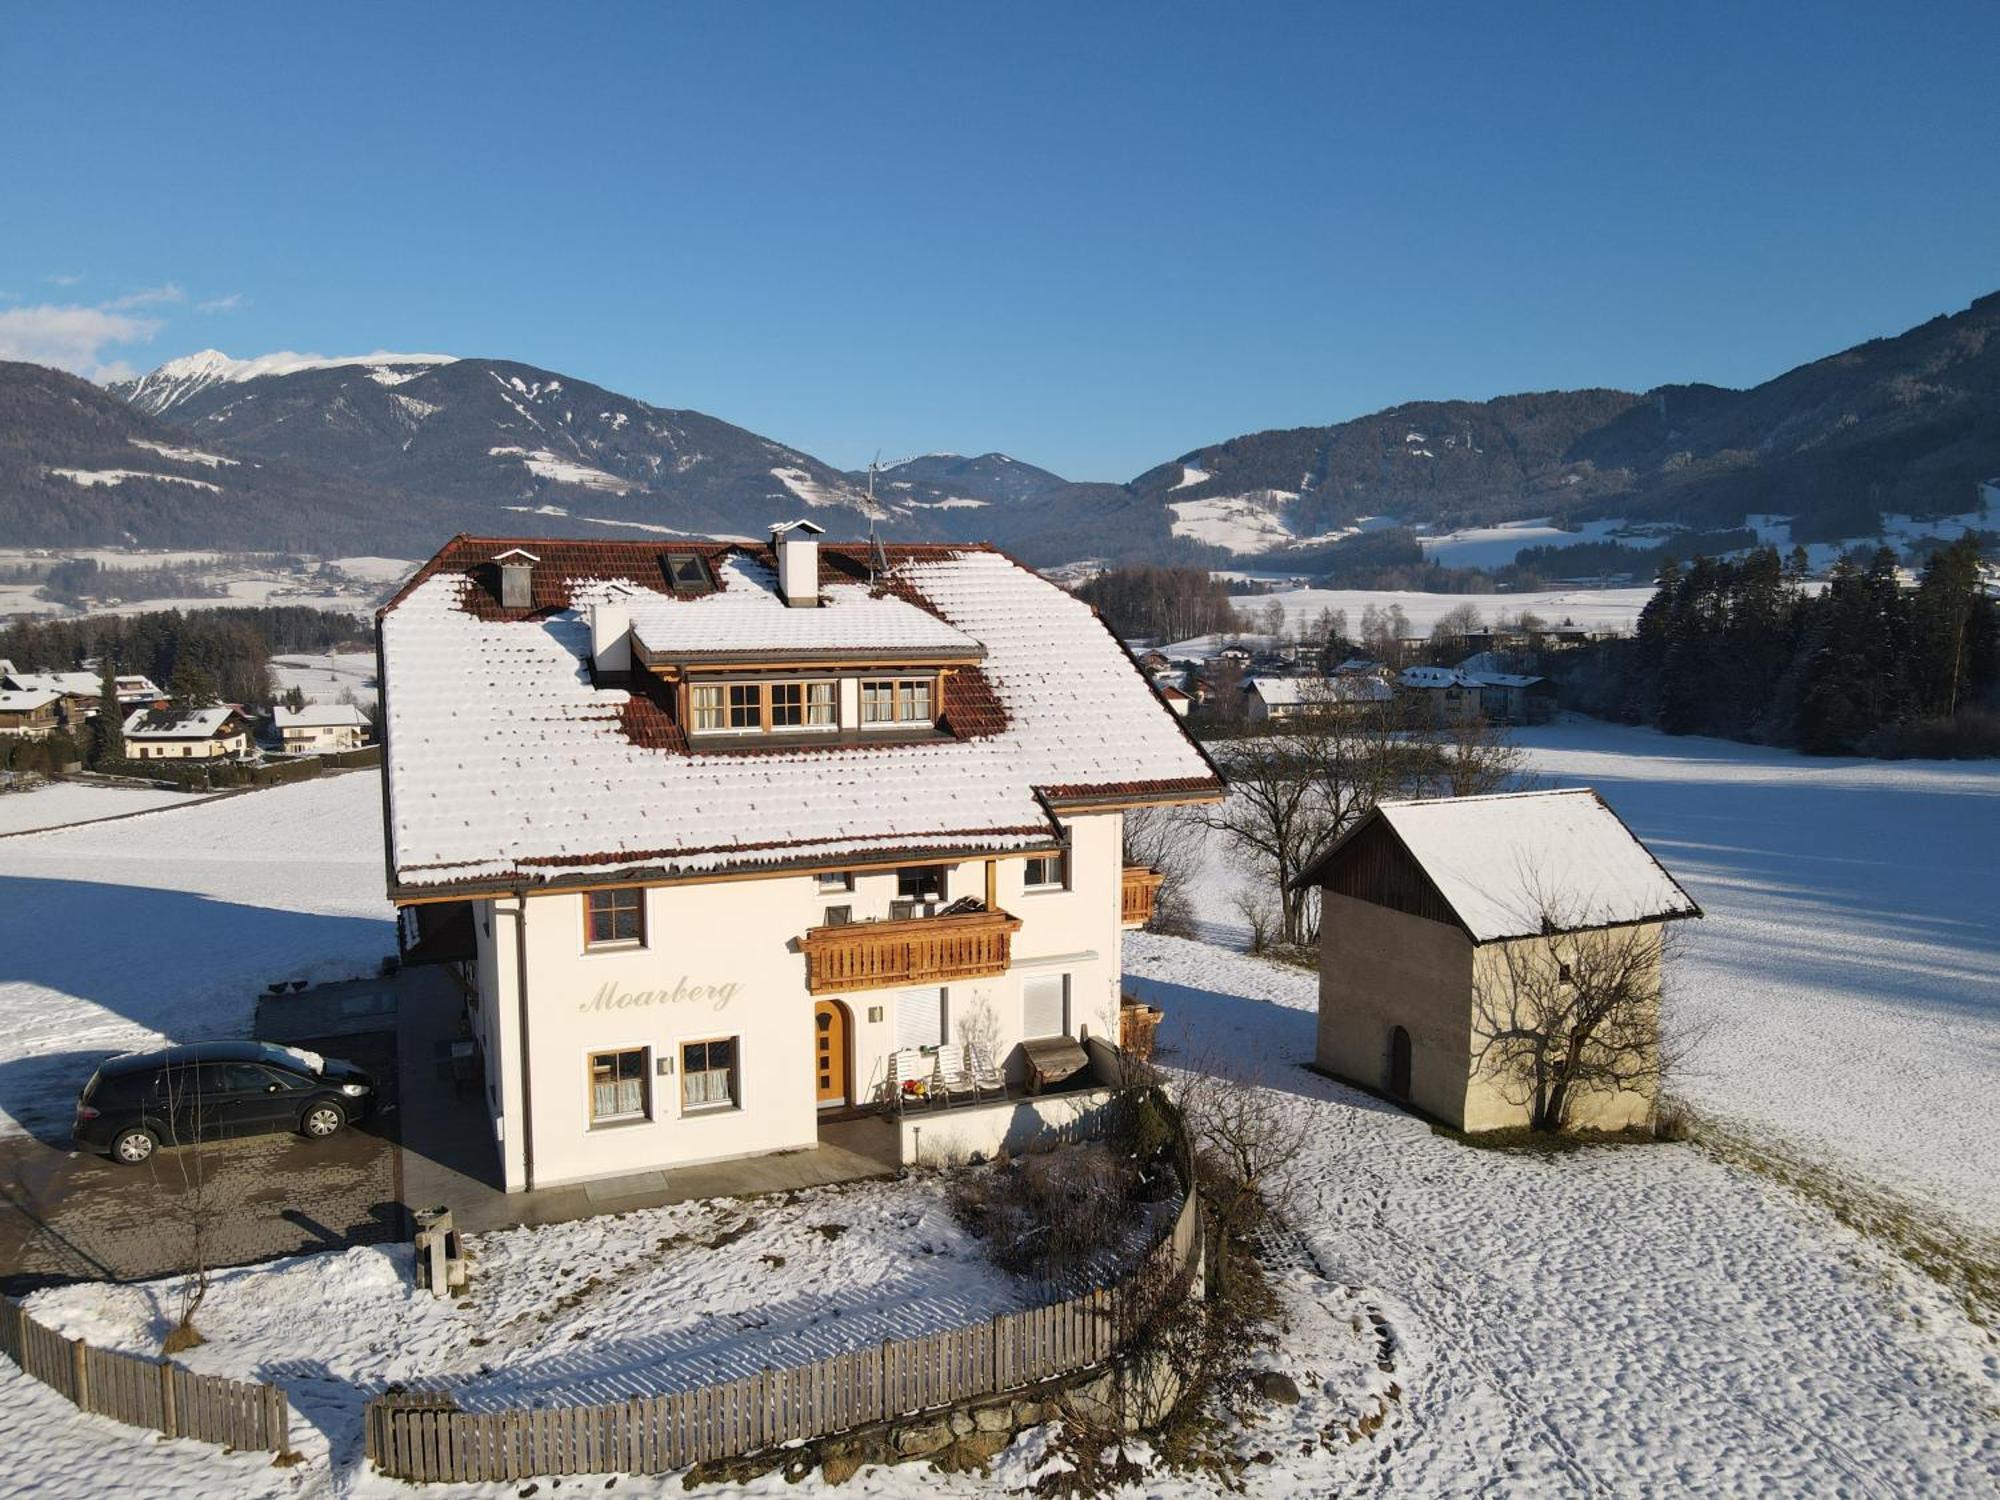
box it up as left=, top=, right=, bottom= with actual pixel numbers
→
left=1164, top=585, right=1660, bottom=655
left=0, top=736, right=1995, bottom=1496
left=0, top=782, right=213, bottom=836
left=271, top=651, right=380, bottom=708
left=1183, top=718, right=2000, bottom=1232
left=0, top=775, right=395, bottom=1144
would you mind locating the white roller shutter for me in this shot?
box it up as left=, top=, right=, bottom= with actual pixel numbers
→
left=1022, top=973, right=1068, bottom=1038
left=897, top=988, right=946, bottom=1050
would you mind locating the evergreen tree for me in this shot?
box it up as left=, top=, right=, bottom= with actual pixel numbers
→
left=92, top=654, right=123, bottom=766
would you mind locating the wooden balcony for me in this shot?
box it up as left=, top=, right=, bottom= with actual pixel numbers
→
left=801, top=908, right=1023, bottom=995
left=1121, top=865, right=1166, bottom=929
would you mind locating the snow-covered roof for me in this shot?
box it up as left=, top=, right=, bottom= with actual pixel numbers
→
left=1246, top=677, right=1312, bottom=706
left=114, top=675, right=165, bottom=698
left=122, top=705, right=243, bottom=739
left=378, top=538, right=1224, bottom=894
left=624, top=555, right=983, bottom=663
left=273, top=704, right=367, bottom=729
left=1306, top=789, right=1699, bottom=942
left=1248, top=676, right=1392, bottom=707
left=1399, top=665, right=1476, bottom=690
left=1, top=670, right=99, bottom=698
left=0, top=689, right=61, bottom=713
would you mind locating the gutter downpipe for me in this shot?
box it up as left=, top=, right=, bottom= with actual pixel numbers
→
left=502, top=884, right=536, bottom=1192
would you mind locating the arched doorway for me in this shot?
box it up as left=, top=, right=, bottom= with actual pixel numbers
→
left=814, top=999, right=851, bottom=1109
left=1387, top=1026, right=1412, bottom=1102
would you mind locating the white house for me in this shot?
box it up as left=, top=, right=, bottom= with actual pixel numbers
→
left=378, top=528, right=1225, bottom=1193
left=1244, top=674, right=1395, bottom=723
left=121, top=705, right=253, bottom=759
left=272, top=702, right=370, bottom=754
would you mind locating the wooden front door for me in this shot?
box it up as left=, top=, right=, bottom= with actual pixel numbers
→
left=1388, top=1026, right=1412, bottom=1102
left=814, top=1000, right=849, bottom=1108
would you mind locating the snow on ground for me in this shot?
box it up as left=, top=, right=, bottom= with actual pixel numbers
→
left=1170, top=464, right=1210, bottom=490
left=1413, top=516, right=1649, bottom=569
left=46, top=468, right=222, bottom=493
left=0, top=782, right=212, bottom=836
left=1125, top=932, right=1999, bottom=1498
left=1511, top=719, right=2000, bottom=1230
left=2, top=734, right=1997, bottom=1496
left=25, top=1175, right=1049, bottom=1466
left=486, top=446, right=633, bottom=494
left=1163, top=585, right=1658, bottom=655
left=1746, top=505, right=1993, bottom=573
left=0, top=773, right=394, bottom=1142
left=327, top=557, right=418, bottom=586
left=1168, top=492, right=1300, bottom=554
left=270, top=651, right=379, bottom=708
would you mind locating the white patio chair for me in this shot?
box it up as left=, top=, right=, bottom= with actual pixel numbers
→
left=966, top=1043, right=1006, bottom=1101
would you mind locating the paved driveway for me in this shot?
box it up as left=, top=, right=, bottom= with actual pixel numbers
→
left=0, top=1027, right=402, bottom=1295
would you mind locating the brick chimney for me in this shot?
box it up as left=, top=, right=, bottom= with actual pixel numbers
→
left=769, top=520, right=825, bottom=608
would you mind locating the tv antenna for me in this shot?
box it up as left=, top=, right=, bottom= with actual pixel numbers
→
left=865, top=451, right=890, bottom=581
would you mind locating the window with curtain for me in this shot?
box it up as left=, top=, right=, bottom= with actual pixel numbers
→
left=682, top=1038, right=738, bottom=1111
left=589, top=1048, right=648, bottom=1124
left=692, top=684, right=725, bottom=731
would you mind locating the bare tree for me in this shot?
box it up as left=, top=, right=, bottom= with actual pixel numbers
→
left=1469, top=892, right=1703, bottom=1132
left=1122, top=804, right=1201, bottom=936
left=1416, top=711, right=1529, bottom=797
left=153, top=1060, right=219, bottom=1352
left=1195, top=732, right=1327, bottom=947
left=1430, top=601, right=1484, bottom=658
left=1171, top=1066, right=1313, bottom=1296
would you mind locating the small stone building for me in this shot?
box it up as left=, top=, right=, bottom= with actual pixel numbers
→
left=1295, top=789, right=1700, bottom=1132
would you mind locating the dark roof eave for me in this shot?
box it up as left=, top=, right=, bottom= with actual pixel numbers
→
left=388, top=830, right=1071, bottom=905
left=634, top=644, right=986, bottom=668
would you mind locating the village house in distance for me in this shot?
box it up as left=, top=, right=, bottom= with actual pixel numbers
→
left=377, top=525, right=1223, bottom=1192
left=1297, top=789, right=1701, bottom=1133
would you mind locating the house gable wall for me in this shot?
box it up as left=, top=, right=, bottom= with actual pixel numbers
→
left=1316, top=889, right=1475, bottom=1126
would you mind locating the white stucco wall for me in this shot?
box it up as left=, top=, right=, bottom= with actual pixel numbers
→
left=468, top=811, right=1128, bottom=1191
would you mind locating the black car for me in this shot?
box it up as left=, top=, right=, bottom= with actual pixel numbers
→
left=74, top=1041, right=378, bottom=1165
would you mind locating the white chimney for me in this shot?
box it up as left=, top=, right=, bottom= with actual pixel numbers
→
left=770, top=519, right=826, bottom=608
left=590, top=585, right=634, bottom=673
left=494, top=547, right=540, bottom=610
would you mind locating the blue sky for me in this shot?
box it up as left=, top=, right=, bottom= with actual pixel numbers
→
left=2, top=2, right=1995, bottom=481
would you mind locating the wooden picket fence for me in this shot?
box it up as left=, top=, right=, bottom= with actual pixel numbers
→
left=365, top=1185, right=1203, bottom=1484
left=0, top=1295, right=289, bottom=1452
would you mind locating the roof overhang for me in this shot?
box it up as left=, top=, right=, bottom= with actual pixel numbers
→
left=389, top=830, right=1072, bottom=906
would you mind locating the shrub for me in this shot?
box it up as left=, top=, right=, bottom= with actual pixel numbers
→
left=948, top=1143, right=1141, bottom=1284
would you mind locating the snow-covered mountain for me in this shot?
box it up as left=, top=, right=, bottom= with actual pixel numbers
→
left=112, top=349, right=459, bottom=418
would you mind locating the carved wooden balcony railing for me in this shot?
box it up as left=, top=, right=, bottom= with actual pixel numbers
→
left=1121, top=866, right=1166, bottom=929
left=801, top=908, right=1023, bottom=995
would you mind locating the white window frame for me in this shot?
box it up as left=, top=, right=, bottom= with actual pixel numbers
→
left=1022, top=851, right=1068, bottom=892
